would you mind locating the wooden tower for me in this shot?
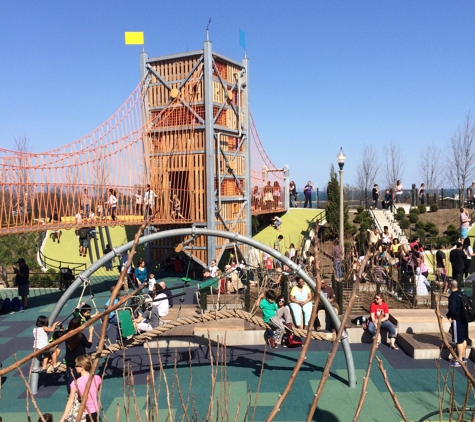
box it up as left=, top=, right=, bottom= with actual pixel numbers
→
left=140, top=38, right=250, bottom=267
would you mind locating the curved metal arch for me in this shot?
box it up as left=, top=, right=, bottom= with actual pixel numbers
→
left=48, top=228, right=356, bottom=388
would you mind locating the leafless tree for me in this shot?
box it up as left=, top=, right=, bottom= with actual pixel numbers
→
left=356, top=144, right=380, bottom=206
left=12, top=136, right=32, bottom=212
left=383, top=140, right=404, bottom=190
left=419, top=146, right=443, bottom=194
left=445, top=115, right=475, bottom=206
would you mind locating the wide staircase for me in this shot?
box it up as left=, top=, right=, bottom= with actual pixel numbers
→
left=371, top=207, right=408, bottom=245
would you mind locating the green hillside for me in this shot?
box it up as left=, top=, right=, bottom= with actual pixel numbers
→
left=41, top=225, right=145, bottom=276
left=253, top=209, right=325, bottom=253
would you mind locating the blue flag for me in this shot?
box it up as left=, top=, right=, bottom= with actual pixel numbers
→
left=239, top=29, right=246, bottom=50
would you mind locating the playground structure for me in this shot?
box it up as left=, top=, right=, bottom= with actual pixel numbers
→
left=19, top=227, right=355, bottom=395
left=0, top=38, right=287, bottom=267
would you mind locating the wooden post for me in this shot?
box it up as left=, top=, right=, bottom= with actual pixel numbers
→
left=245, top=269, right=251, bottom=312
left=430, top=281, right=436, bottom=310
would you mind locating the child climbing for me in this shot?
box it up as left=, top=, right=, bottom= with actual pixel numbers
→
left=33, top=316, right=62, bottom=372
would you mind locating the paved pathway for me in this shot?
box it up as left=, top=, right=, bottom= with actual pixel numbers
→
left=0, top=282, right=473, bottom=421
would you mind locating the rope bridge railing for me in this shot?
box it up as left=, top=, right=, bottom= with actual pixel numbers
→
left=0, top=81, right=285, bottom=234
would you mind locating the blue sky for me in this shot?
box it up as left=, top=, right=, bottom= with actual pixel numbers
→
left=1, top=1, right=474, bottom=191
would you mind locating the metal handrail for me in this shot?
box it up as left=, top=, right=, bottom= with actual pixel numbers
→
left=368, top=208, right=384, bottom=233
left=38, top=248, right=86, bottom=274
left=298, top=209, right=326, bottom=258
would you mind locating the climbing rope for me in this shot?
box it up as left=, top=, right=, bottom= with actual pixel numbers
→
left=95, top=309, right=335, bottom=358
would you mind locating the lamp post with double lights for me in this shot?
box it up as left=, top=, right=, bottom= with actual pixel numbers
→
left=337, top=148, right=346, bottom=256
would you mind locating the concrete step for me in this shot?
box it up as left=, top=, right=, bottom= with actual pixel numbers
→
left=397, top=332, right=472, bottom=360
left=390, top=309, right=451, bottom=334
left=204, top=294, right=246, bottom=311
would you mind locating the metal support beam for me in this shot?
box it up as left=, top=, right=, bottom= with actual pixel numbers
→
left=44, top=228, right=356, bottom=395
left=203, top=40, right=216, bottom=262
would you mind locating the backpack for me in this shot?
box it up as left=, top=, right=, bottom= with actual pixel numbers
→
left=79, top=228, right=88, bottom=238
left=283, top=334, right=303, bottom=348
left=10, top=297, right=21, bottom=312
left=460, top=294, right=475, bottom=323
left=1, top=298, right=12, bottom=313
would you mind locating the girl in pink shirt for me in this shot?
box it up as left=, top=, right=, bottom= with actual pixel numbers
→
left=60, top=354, right=102, bottom=422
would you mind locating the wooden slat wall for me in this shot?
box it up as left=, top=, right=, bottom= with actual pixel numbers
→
left=146, top=51, right=248, bottom=265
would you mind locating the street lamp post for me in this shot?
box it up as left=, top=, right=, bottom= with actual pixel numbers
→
left=337, top=148, right=346, bottom=256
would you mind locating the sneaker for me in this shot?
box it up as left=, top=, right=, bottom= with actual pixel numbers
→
left=450, top=360, right=461, bottom=367
left=267, top=337, right=277, bottom=349
left=462, top=358, right=468, bottom=364
left=283, top=322, right=293, bottom=330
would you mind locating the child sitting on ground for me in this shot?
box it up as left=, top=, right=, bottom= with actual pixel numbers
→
left=33, top=316, right=62, bottom=372
left=270, top=216, right=282, bottom=231
left=256, top=289, right=293, bottom=349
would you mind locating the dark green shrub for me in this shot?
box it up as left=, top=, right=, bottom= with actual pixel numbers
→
left=430, top=203, right=439, bottom=212
left=360, top=220, right=371, bottom=231
left=415, top=229, right=426, bottom=241
left=354, top=210, right=371, bottom=225
left=346, top=223, right=358, bottom=236
left=415, top=221, right=425, bottom=230
left=400, top=218, right=410, bottom=229
left=409, top=213, right=419, bottom=224
left=417, top=204, right=427, bottom=214
left=396, top=207, right=406, bottom=217
left=410, top=207, right=420, bottom=215
left=437, top=236, right=450, bottom=246
left=445, top=224, right=458, bottom=238
left=357, top=205, right=364, bottom=214
left=29, top=269, right=59, bottom=288
left=425, top=222, right=439, bottom=237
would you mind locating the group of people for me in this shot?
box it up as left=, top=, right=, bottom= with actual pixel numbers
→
left=33, top=307, right=99, bottom=421
left=202, top=259, right=247, bottom=294
left=371, top=180, right=432, bottom=210
left=251, top=181, right=282, bottom=211
left=58, top=183, right=186, bottom=228
left=30, top=256, right=177, bottom=420
left=256, top=274, right=337, bottom=349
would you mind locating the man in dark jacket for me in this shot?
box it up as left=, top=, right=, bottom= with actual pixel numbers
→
left=447, top=280, right=468, bottom=366
left=449, top=242, right=465, bottom=282
left=13, top=258, right=29, bottom=309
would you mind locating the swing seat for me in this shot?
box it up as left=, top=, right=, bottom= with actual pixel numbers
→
left=117, top=308, right=137, bottom=340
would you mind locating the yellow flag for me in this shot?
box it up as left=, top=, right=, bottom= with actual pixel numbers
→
left=125, top=32, right=144, bottom=45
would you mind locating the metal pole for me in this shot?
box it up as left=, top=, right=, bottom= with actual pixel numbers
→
left=44, top=228, right=357, bottom=392
left=339, top=168, right=345, bottom=256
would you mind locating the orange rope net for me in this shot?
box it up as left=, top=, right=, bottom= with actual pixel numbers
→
left=0, top=80, right=284, bottom=234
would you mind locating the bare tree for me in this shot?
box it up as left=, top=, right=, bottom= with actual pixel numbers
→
left=445, top=115, right=475, bottom=206
left=12, top=136, right=32, bottom=214
left=356, top=144, right=380, bottom=207
left=383, top=140, right=404, bottom=190
left=419, top=146, right=443, bottom=193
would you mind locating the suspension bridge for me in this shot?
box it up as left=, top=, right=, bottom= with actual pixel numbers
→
left=0, top=39, right=287, bottom=266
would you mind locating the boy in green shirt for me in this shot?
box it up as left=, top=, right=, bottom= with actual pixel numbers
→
left=72, top=303, right=97, bottom=325
left=257, top=289, right=292, bottom=349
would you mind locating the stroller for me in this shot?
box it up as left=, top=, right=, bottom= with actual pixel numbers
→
left=115, top=294, right=152, bottom=344
left=59, top=268, right=74, bottom=290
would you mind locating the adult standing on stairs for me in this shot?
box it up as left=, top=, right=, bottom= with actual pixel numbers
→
left=371, top=184, right=379, bottom=210
left=395, top=180, right=404, bottom=204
